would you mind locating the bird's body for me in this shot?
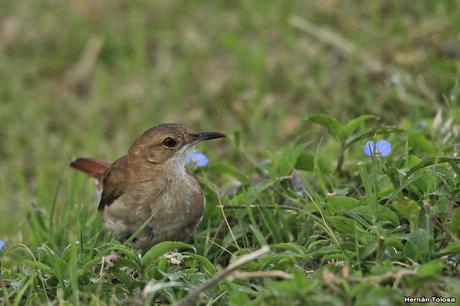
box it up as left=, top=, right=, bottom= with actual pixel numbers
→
left=100, top=155, right=205, bottom=250
left=70, top=123, right=224, bottom=251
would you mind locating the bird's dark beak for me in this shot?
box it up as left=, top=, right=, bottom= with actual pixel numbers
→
left=190, top=131, right=226, bottom=144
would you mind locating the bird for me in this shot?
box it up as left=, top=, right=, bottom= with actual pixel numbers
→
left=69, top=123, right=225, bottom=251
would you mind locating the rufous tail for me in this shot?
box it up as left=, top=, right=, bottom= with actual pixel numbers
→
left=69, top=157, right=111, bottom=188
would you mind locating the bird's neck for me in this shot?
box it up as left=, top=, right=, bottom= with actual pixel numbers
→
left=165, top=153, right=189, bottom=178
left=127, top=156, right=190, bottom=182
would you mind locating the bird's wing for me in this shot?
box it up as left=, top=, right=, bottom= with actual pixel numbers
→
left=69, top=157, right=111, bottom=186
left=98, top=156, right=128, bottom=211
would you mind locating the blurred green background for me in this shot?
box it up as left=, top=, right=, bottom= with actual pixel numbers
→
left=1, top=0, right=459, bottom=237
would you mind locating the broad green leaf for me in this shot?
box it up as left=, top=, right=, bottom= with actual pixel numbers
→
left=385, top=237, right=404, bottom=250
left=339, top=209, right=372, bottom=228
left=306, top=114, right=344, bottom=142
left=314, top=150, right=328, bottom=194
left=361, top=241, right=378, bottom=259
left=386, top=157, right=460, bottom=205
left=439, top=241, right=460, bottom=255
left=417, top=259, right=444, bottom=277
left=308, top=244, right=342, bottom=258
left=408, top=131, right=436, bottom=154
left=271, top=144, right=306, bottom=177
left=376, top=174, right=395, bottom=198
left=405, top=155, right=437, bottom=194
left=256, top=253, right=304, bottom=269
left=404, top=157, right=460, bottom=178
left=229, top=292, right=252, bottom=305
left=449, top=159, right=460, bottom=177
left=231, top=180, right=271, bottom=205
left=329, top=216, right=365, bottom=235
left=271, top=242, right=307, bottom=255
left=377, top=205, right=399, bottom=226
left=357, top=162, right=377, bottom=208
left=352, top=205, right=399, bottom=226
left=306, top=240, right=330, bottom=253
left=292, top=268, right=309, bottom=288
left=201, top=183, right=220, bottom=218
left=198, top=164, right=251, bottom=185
left=403, top=228, right=431, bottom=262
left=233, top=128, right=242, bottom=149
left=295, top=153, right=314, bottom=171
left=343, top=114, right=378, bottom=137
left=327, top=196, right=363, bottom=213
left=183, top=252, right=217, bottom=274
left=449, top=208, right=460, bottom=234
left=392, top=198, right=420, bottom=232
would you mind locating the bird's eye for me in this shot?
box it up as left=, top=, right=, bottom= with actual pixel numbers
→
left=163, top=137, right=177, bottom=148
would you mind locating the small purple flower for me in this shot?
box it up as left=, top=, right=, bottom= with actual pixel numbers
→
left=187, top=152, right=208, bottom=167
left=0, top=240, right=5, bottom=252
left=363, top=140, right=392, bottom=158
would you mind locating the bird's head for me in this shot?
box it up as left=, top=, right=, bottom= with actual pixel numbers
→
left=128, top=123, right=225, bottom=172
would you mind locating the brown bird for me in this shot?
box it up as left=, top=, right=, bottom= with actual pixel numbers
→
left=70, top=123, right=225, bottom=251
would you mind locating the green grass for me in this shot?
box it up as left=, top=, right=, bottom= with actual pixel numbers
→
left=1, top=0, right=460, bottom=305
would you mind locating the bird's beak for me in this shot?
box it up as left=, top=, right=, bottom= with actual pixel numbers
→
left=190, top=131, right=226, bottom=144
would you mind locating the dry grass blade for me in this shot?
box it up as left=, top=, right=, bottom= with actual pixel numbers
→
left=227, top=270, right=293, bottom=281
left=289, top=15, right=383, bottom=73
left=289, top=15, right=436, bottom=102
left=65, top=35, right=103, bottom=87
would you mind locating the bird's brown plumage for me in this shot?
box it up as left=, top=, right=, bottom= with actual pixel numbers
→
left=69, top=123, right=225, bottom=251
left=98, top=156, right=128, bottom=210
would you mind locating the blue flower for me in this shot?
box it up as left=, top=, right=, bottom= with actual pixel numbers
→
left=0, top=240, right=5, bottom=252
left=363, top=140, right=392, bottom=158
left=187, top=152, right=208, bottom=167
